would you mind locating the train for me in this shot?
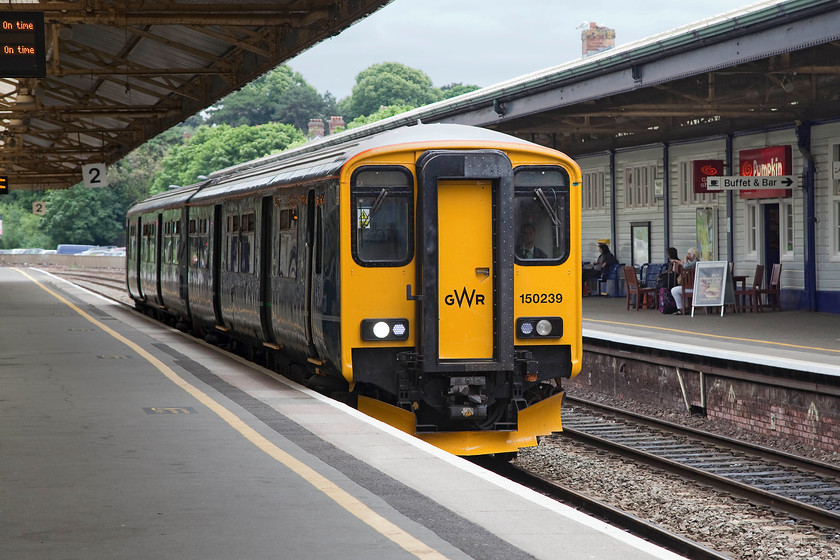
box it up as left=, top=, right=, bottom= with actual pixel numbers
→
left=126, top=123, right=582, bottom=456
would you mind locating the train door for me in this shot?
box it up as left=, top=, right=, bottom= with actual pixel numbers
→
left=304, top=189, right=318, bottom=355
left=259, top=196, right=276, bottom=345
left=437, top=180, right=494, bottom=359
left=212, top=204, right=224, bottom=326
left=130, top=217, right=144, bottom=300
left=153, top=212, right=164, bottom=306
left=416, top=150, right=514, bottom=373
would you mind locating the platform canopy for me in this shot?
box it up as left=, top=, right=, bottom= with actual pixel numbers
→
left=0, top=0, right=392, bottom=191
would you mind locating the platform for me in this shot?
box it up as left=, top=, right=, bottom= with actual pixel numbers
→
left=0, top=266, right=685, bottom=560
left=582, top=294, right=840, bottom=378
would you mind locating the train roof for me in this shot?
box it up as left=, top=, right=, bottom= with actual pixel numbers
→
left=189, top=124, right=540, bottom=204
left=126, top=182, right=205, bottom=216
left=128, top=124, right=545, bottom=215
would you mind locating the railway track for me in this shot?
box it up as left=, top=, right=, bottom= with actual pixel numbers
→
left=476, top=455, right=735, bottom=560
left=561, top=396, right=840, bottom=530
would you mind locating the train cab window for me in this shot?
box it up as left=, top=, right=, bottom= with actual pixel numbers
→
left=351, top=167, right=414, bottom=266
left=513, top=167, right=570, bottom=264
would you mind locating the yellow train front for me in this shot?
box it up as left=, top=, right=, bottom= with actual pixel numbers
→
left=338, top=126, right=582, bottom=455
left=126, top=123, right=581, bottom=457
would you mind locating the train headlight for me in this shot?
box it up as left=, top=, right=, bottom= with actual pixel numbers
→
left=516, top=317, right=563, bottom=339
left=361, top=318, right=410, bottom=341
left=536, top=319, right=553, bottom=336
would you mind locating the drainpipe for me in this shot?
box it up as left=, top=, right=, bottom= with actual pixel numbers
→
left=663, top=143, right=670, bottom=251
left=726, top=135, right=735, bottom=262
left=796, top=121, right=817, bottom=311
left=610, top=149, right=617, bottom=249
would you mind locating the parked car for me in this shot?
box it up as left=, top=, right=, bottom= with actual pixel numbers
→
left=56, top=244, right=96, bottom=255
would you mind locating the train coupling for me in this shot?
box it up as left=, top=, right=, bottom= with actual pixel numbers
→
left=448, top=376, right=488, bottom=419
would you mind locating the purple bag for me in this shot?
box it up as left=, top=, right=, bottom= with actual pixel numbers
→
left=659, top=287, right=677, bottom=314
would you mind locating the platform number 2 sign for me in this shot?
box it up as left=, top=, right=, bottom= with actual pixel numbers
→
left=82, top=163, right=108, bottom=188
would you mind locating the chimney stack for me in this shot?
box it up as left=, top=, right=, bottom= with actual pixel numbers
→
left=308, top=118, right=325, bottom=138
left=581, top=22, right=615, bottom=57
left=329, top=116, right=345, bottom=135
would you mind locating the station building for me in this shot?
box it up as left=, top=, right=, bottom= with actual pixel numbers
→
left=363, top=0, right=840, bottom=314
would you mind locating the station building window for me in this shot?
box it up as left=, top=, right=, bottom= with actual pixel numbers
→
left=582, top=169, right=606, bottom=211
left=782, top=201, right=795, bottom=258
left=623, top=163, right=656, bottom=208
left=832, top=142, right=840, bottom=259
left=745, top=202, right=759, bottom=257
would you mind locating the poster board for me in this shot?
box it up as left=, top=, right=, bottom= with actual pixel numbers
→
left=691, top=261, right=735, bottom=317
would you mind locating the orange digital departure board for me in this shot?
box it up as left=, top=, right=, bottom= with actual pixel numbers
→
left=0, top=12, right=46, bottom=78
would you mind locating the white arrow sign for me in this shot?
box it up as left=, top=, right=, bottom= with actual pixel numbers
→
left=706, top=176, right=796, bottom=190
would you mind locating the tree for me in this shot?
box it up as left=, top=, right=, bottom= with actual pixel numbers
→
left=340, top=62, right=441, bottom=122
left=273, top=76, right=330, bottom=131
left=205, top=65, right=330, bottom=130
left=439, top=82, right=482, bottom=99
left=40, top=185, right=126, bottom=246
left=150, top=122, right=305, bottom=193
left=345, top=104, right=415, bottom=130
left=0, top=196, right=53, bottom=249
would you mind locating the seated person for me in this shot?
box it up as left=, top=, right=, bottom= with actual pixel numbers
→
left=582, top=242, right=618, bottom=289
left=656, top=247, right=681, bottom=289
left=516, top=223, right=547, bottom=259
left=670, top=247, right=699, bottom=313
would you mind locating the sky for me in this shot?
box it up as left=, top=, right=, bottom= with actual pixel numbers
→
left=289, top=0, right=770, bottom=99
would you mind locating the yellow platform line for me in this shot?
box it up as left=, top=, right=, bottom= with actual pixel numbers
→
left=17, top=268, right=449, bottom=560
left=585, top=317, right=840, bottom=354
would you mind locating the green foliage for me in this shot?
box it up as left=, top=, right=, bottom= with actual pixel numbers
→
left=439, top=82, right=482, bottom=99
left=340, top=62, right=441, bottom=122
left=345, top=105, right=415, bottom=130
left=150, top=122, right=305, bottom=193
left=40, top=185, right=126, bottom=246
left=205, top=65, right=332, bottom=130
left=0, top=195, right=52, bottom=249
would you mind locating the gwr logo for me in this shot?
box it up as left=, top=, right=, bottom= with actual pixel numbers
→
left=444, top=288, right=486, bottom=308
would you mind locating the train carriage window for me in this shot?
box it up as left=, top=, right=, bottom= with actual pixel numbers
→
left=198, top=218, right=210, bottom=269
left=277, top=207, right=297, bottom=279
left=514, top=167, right=570, bottom=264
left=164, top=221, right=175, bottom=264
left=240, top=212, right=255, bottom=274
left=226, top=214, right=239, bottom=272
left=172, top=220, right=180, bottom=264
left=188, top=219, right=199, bottom=267
left=351, top=167, right=414, bottom=266
left=128, top=224, right=136, bottom=259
